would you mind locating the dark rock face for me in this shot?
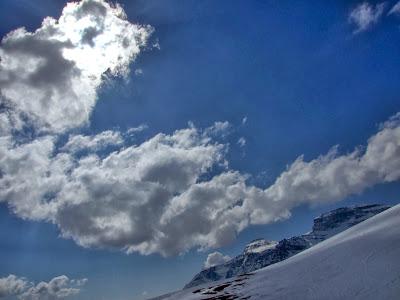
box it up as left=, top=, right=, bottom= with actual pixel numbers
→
left=184, top=204, right=390, bottom=289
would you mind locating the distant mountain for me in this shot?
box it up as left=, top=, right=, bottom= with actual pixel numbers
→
left=184, top=204, right=390, bottom=289
left=152, top=204, right=400, bottom=300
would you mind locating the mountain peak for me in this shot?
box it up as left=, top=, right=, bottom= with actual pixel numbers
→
left=244, top=239, right=278, bottom=254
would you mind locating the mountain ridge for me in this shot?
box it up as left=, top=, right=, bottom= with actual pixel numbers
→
left=184, top=203, right=390, bottom=289
left=151, top=203, right=400, bottom=300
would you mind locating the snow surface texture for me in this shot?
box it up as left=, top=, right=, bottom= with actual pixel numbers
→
left=185, top=204, right=389, bottom=288
left=150, top=204, right=400, bottom=300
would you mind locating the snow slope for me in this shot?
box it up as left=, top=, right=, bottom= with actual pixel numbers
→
left=150, top=204, right=400, bottom=300
left=185, top=204, right=389, bottom=288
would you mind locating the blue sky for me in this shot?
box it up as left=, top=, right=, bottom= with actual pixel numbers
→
left=0, top=0, right=400, bottom=299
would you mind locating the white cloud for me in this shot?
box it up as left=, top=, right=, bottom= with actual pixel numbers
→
left=126, top=124, right=148, bottom=135
left=237, top=137, right=246, bottom=147
left=204, top=252, right=231, bottom=268
left=134, top=68, right=143, bottom=76
left=0, top=275, right=86, bottom=299
left=0, top=275, right=28, bottom=298
left=204, top=121, right=231, bottom=137
left=1, top=0, right=400, bottom=259
left=0, top=104, right=25, bottom=136
left=0, top=135, right=71, bottom=220
left=0, top=125, right=229, bottom=256
left=389, top=1, right=400, bottom=15
left=1, top=115, right=400, bottom=256
left=61, top=130, right=123, bottom=153
left=55, top=127, right=227, bottom=256
left=348, top=2, right=386, bottom=33
left=253, top=113, right=400, bottom=223
left=0, top=0, right=152, bottom=133
left=19, top=276, right=87, bottom=300
left=242, top=116, right=247, bottom=125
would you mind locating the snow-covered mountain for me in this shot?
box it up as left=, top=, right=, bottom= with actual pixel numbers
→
left=243, top=239, right=278, bottom=255
left=184, top=204, right=389, bottom=288
left=150, top=203, right=400, bottom=300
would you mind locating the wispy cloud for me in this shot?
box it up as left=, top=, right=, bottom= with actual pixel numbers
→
left=203, top=121, right=232, bottom=137
left=61, top=130, right=124, bottom=153
left=348, top=2, right=386, bottom=33
left=127, top=124, right=149, bottom=135
left=237, top=137, right=246, bottom=148
left=389, top=1, right=400, bottom=15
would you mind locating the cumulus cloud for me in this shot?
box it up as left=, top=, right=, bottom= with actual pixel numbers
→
left=0, top=275, right=86, bottom=299
left=0, top=275, right=28, bottom=298
left=0, top=0, right=152, bottom=133
left=19, top=276, right=87, bottom=300
left=261, top=113, right=400, bottom=212
left=349, top=2, right=386, bottom=33
left=0, top=135, right=71, bottom=220
left=1, top=114, right=399, bottom=256
left=1, top=0, right=400, bottom=258
left=204, top=252, right=231, bottom=269
left=389, top=1, right=400, bottom=15
left=0, top=125, right=229, bottom=255
left=56, top=127, right=228, bottom=255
